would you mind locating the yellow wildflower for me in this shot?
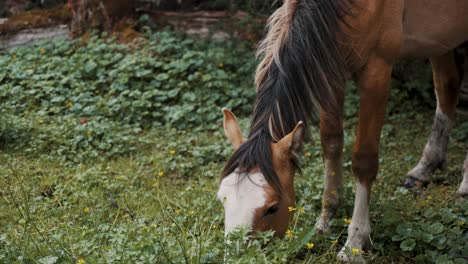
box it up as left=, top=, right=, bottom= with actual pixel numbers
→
left=306, top=242, right=314, bottom=250
left=343, top=218, right=352, bottom=224
left=188, top=210, right=195, bottom=216
left=158, top=171, right=164, bottom=177
left=141, top=226, right=147, bottom=231
left=66, top=101, right=74, bottom=108
left=38, top=119, right=44, bottom=124
left=152, top=224, right=157, bottom=228
left=288, top=206, right=296, bottom=212
left=351, top=248, right=362, bottom=255
left=458, top=221, right=465, bottom=226
left=83, top=207, right=90, bottom=213
left=95, top=90, right=99, bottom=94
left=175, top=209, right=182, bottom=214
left=87, top=130, right=93, bottom=136
left=427, top=195, right=433, bottom=200
left=331, top=239, right=338, bottom=245
left=77, top=258, right=85, bottom=264
left=40, top=48, right=46, bottom=54
left=285, top=229, right=294, bottom=238
left=298, top=207, right=305, bottom=214
left=169, top=150, right=176, bottom=155
left=305, top=152, right=311, bottom=157
left=417, top=200, right=427, bottom=207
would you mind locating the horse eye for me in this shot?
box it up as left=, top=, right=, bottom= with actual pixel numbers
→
left=264, top=204, right=279, bottom=217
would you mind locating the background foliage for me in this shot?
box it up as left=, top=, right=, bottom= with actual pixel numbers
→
left=0, top=31, right=255, bottom=162
left=0, top=28, right=446, bottom=163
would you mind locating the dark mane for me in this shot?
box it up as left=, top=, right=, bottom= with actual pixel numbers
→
left=222, top=0, right=355, bottom=195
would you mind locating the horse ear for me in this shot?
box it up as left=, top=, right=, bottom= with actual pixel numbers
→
left=275, top=121, right=304, bottom=156
left=222, top=108, right=245, bottom=149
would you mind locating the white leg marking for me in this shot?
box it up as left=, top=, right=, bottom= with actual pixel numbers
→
left=457, top=153, right=468, bottom=197
left=317, top=154, right=343, bottom=234
left=407, top=109, right=452, bottom=183
left=338, top=182, right=370, bottom=263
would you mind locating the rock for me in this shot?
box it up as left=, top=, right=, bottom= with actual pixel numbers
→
left=0, top=24, right=69, bottom=52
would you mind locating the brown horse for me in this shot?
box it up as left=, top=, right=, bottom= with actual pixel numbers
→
left=217, top=0, right=468, bottom=262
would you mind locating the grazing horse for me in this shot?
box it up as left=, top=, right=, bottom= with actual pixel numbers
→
left=217, top=0, right=468, bottom=261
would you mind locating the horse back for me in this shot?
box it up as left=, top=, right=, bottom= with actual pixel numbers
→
left=402, top=0, right=468, bottom=58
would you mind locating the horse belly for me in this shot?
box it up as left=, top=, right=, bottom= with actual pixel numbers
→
left=401, top=0, right=468, bottom=58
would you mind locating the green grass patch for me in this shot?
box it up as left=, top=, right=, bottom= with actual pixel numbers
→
left=1, top=112, right=466, bottom=263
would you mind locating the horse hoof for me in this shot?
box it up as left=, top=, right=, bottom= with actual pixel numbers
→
left=404, top=176, right=428, bottom=189
left=316, top=218, right=331, bottom=235
left=337, top=249, right=366, bottom=263
left=316, top=223, right=330, bottom=235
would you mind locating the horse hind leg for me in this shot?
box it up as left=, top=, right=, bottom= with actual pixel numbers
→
left=457, top=152, right=468, bottom=198
left=405, top=51, right=461, bottom=188
left=457, top=43, right=468, bottom=111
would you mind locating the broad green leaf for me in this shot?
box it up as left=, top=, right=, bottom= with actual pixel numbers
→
left=37, top=256, right=58, bottom=264
left=427, top=222, right=444, bottom=235
left=84, top=60, right=98, bottom=73
left=400, top=239, right=416, bottom=252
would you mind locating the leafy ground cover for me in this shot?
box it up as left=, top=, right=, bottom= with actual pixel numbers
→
left=0, top=31, right=467, bottom=263
left=0, top=31, right=255, bottom=162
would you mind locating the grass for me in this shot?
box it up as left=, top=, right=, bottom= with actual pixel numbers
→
left=1, top=111, right=467, bottom=263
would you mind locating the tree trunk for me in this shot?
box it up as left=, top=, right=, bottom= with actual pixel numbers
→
left=68, top=0, right=134, bottom=38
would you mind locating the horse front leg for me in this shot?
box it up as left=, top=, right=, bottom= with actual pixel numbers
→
left=457, top=152, right=468, bottom=198
left=338, top=55, right=391, bottom=262
left=316, top=91, right=345, bottom=234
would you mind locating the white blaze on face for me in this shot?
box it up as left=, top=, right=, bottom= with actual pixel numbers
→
left=217, top=171, right=267, bottom=236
